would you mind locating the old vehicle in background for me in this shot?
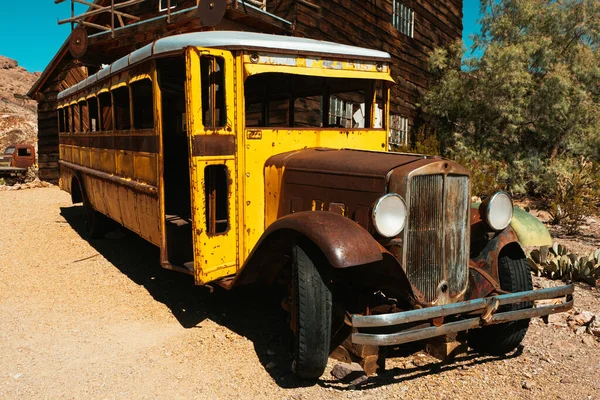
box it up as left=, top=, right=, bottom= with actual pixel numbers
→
left=0, top=144, right=36, bottom=181
left=56, top=31, right=573, bottom=380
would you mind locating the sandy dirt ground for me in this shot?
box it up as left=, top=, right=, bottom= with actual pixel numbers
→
left=1, top=187, right=599, bottom=399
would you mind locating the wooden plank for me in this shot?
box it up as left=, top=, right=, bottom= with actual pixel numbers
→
left=287, top=0, right=462, bottom=119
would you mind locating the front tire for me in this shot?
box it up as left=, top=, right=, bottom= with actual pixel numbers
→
left=468, top=253, right=533, bottom=355
left=291, top=243, right=332, bottom=380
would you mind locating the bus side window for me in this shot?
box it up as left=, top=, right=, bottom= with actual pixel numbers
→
left=58, top=108, right=66, bottom=133
left=204, top=165, right=229, bottom=235
left=131, top=79, right=154, bottom=129
left=200, top=57, right=226, bottom=128
left=113, top=86, right=131, bottom=130
left=88, top=97, right=99, bottom=132
left=66, top=106, right=72, bottom=133
left=99, top=92, right=113, bottom=131
left=79, top=100, right=89, bottom=132
left=72, top=104, right=81, bottom=133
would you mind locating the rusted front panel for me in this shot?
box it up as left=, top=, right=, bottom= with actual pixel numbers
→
left=396, top=161, right=470, bottom=305
left=265, top=148, right=425, bottom=231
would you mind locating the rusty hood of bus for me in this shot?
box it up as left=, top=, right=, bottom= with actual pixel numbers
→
left=266, top=148, right=435, bottom=195
left=235, top=148, right=469, bottom=292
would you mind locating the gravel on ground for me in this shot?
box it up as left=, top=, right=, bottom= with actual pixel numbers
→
left=1, top=187, right=599, bottom=399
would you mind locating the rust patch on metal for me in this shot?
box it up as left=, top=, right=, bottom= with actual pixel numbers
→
left=233, top=211, right=388, bottom=287
left=2, top=144, right=36, bottom=169
left=465, top=264, right=499, bottom=300
left=290, top=197, right=302, bottom=214
left=61, top=133, right=158, bottom=153
left=471, top=227, right=521, bottom=282
left=328, top=202, right=346, bottom=215
left=60, top=160, right=157, bottom=196
left=192, top=135, right=235, bottom=157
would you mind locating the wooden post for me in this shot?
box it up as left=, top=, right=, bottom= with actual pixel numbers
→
left=111, top=0, right=114, bottom=38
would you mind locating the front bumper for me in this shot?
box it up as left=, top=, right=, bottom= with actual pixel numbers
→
left=351, top=285, right=574, bottom=346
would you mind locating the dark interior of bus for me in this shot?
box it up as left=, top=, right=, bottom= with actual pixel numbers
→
left=244, top=73, right=386, bottom=129
left=157, top=56, right=194, bottom=269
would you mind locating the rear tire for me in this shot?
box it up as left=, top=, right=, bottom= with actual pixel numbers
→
left=468, top=254, right=533, bottom=355
left=291, top=243, right=332, bottom=380
left=76, top=179, right=112, bottom=239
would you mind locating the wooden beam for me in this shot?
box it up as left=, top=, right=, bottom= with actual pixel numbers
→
left=80, top=20, right=111, bottom=31
left=57, top=0, right=146, bottom=25
left=74, top=0, right=141, bottom=22
left=111, top=0, right=115, bottom=38
left=296, top=0, right=320, bottom=11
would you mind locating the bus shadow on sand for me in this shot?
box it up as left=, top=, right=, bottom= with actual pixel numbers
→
left=59, top=204, right=312, bottom=387
left=60, top=204, right=522, bottom=390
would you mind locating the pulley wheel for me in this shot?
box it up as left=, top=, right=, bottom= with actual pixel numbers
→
left=70, top=26, right=89, bottom=59
left=197, top=0, right=226, bottom=27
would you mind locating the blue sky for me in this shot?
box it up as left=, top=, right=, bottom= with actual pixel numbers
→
left=463, top=0, right=483, bottom=56
left=0, top=1, right=483, bottom=73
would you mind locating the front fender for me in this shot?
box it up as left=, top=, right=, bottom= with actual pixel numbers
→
left=233, top=211, right=384, bottom=286
left=472, top=203, right=552, bottom=247
left=511, top=207, right=552, bottom=247
left=471, top=226, right=524, bottom=283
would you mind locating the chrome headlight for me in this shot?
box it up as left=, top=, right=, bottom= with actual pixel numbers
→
left=372, top=193, right=407, bottom=238
left=482, top=191, right=513, bottom=231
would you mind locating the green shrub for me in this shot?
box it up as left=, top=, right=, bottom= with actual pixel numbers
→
left=394, top=125, right=441, bottom=156
left=538, top=157, right=600, bottom=234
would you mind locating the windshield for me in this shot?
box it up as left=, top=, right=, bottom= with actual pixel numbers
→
left=244, top=73, right=386, bottom=129
left=4, top=147, right=15, bottom=155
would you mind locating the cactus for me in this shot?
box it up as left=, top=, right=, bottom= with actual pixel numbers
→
left=527, top=242, right=600, bottom=286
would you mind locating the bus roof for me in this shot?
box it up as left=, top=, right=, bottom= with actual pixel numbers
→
left=57, top=31, right=392, bottom=101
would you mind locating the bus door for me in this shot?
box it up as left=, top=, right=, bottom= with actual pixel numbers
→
left=186, top=48, right=238, bottom=285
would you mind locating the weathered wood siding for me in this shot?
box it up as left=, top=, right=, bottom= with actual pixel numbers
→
left=35, top=0, right=461, bottom=180
left=35, top=0, right=288, bottom=182
left=270, top=0, right=463, bottom=120
left=37, top=65, right=88, bottom=182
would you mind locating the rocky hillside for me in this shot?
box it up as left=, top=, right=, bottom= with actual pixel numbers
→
left=0, top=56, right=38, bottom=153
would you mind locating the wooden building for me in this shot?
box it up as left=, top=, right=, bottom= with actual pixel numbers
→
left=28, top=0, right=462, bottom=182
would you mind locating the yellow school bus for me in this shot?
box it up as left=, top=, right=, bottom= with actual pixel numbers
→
left=57, top=31, right=572, bottom=380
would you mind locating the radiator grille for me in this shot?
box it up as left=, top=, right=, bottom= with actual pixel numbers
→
left=446, top=176, right=470, bottom=297
left=405, top=174, right=469, bottom=303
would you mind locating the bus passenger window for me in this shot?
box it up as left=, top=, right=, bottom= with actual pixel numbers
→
left=373, top=83, right=386, bottom=129
left=267, top=98, right=289, bottom=127
left=204, top=165, right=229, bottom=235
left=99, top=92, right=113, bottom=131
left=79, top=100, right=89, bottom=132
left=113, top=86, right=131, bottom=130
left=88, top=97, right=99, bottom=132
left=200, top=57, right=226, bottom=128
left=66, top=106, right=73, bottom=133
left=72, top=104, right=81, bottom=133
left=131, top=79, right=154, bottom=129
left=294, top=96, right=322, bottom=128
left=58, top=108, right=66, bottom=133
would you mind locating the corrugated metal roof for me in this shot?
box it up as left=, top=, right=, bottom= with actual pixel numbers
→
left=57, top=31, right=391, bottom=100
